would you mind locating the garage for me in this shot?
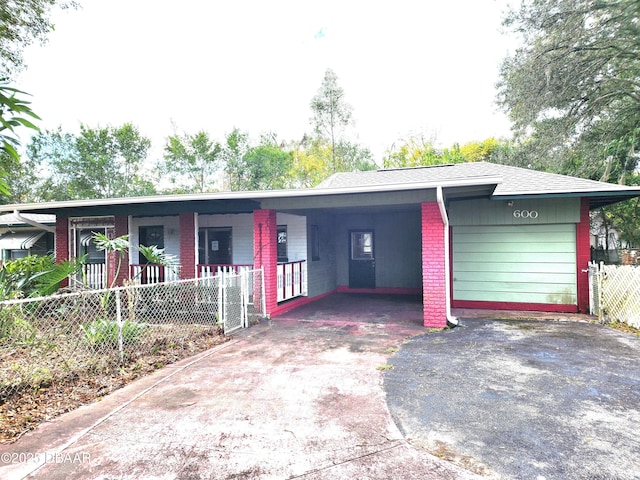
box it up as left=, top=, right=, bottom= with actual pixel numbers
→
left=449, top=197, right=580, bottom=310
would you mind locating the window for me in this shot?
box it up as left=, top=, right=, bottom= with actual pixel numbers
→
left=277, top=225, right=288, bottom=263
left=79, top=229, right=107, bottom=264
left=351, top=231, right=373, bottom=260
left=311, top=224, right=320, bottom=261
left=139, top=226, right=165, bottom=264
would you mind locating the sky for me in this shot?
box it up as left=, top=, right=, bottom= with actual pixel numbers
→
left=17, top=0, right=519, bottom=164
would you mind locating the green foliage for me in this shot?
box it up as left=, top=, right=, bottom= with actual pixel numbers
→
left=497, top=0, right=640, bottom=181
left=161, top=129, right=221, bottom=193
left=0, top=254, right=80, bottom=299
left=383, top=135, right=507, bottom=168
left=221, top=128, right=250, bottom=191
left=233, top=133, right=294, bottom=190
left=0, top=0, right=77, bottom=79
left=0, top=306, right=36, bottom=344
left=26, top=123, right=156, bottom=200
left=80, top=318, right=145, bottom=348
left=93, top=232, right=129, bottom=290
left=0, top=81, right=40, bottom=197
left=310, top=69, right=355, bottom=174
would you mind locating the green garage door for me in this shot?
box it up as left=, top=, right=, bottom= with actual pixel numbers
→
left=452, top=224, right=577, bottom=305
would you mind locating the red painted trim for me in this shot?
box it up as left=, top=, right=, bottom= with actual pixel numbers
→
left=576, top=198, right=591, bottom=313
left=336, top=285, right=421, bottom=295
left=452, top=300, right=578, bottom=313
left=271, top=290, right=335, bottom=317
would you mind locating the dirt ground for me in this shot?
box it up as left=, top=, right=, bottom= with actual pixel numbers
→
left=0, top=328, right=227, bottom=444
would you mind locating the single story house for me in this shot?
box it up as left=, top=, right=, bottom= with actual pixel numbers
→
left=2, top=162, right=639, bottom=328
left=0, top=212, right=56, bottom=261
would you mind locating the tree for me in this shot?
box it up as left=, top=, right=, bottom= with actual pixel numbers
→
left=161, top=129, right=221, bottom=193
left=0, top=0, right=77, bottom=79
left=240, top=134, right=294, bottom=190
left=497, top=0, right=640, bottom=182
left=26, top=123, right=156, bottom=200
left=220, top=128, right=250, bottom=191
left=383, top=134, right=444, bottom=168
left=310, top=69, right=353, bottom=174
left=0, top=82, right=40, bottom=197
left=289, top=137, right=329, bottom=188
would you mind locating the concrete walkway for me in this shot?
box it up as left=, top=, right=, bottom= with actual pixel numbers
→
left=0, top=294, right=480, bottom=480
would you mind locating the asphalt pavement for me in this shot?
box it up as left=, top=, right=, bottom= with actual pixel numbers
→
left=384, top=318, right=640, bottom=480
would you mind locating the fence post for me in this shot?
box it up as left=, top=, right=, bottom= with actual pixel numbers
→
left=218, top=273, right=224, bottom=329
left=598, top=262, right=604, bottom=323
left=240, top=269, right=247, bottom=328
left=115, top=289, right=124, bottom=364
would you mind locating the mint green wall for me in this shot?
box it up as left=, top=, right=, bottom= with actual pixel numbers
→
left=335, top=211, right=421, bottom=288
left=449, top=197, right=580, bottom=226
left=305, top=212, right=338, bottom=297
left=452, top=224, right=577, bottom=304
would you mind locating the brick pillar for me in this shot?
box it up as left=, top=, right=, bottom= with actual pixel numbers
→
left=253, top=209, right=277, bottom=317
left=55, top=217, right=69, bottom=288
left=576, top=198, right=590, bottom=313
left=179, top=212, right=196, bottom=279
left=421, top=202, right=447, bottom=328
left=112, top=215, right=129, bottom=286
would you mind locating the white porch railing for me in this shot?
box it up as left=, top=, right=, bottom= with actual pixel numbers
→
left=197, top=264, right=253, bottom=278
left=277, top=260, right=307, bottom=302
left=80, top=263, right=107, bottom=289
left=129, top=264, right=181, bottom=285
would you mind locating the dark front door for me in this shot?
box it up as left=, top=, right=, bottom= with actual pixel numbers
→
left=349, top=230, right=375, bottom=288
left=207, top=228, right=232, bottom=265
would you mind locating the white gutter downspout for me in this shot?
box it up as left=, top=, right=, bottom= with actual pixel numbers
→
left=13, top=210, right=56, bottom=233
left=436, top=187, right=459, bottom=327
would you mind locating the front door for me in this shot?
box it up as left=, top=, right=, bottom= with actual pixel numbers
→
left=202, top=228, right=232, bottom=265
left=349, top=230, right=375, bottom=288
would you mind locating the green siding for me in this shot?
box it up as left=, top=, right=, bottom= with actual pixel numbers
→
left=453, top=224, right=577, bottom=304
left=449, top=198, right=580, bottom=226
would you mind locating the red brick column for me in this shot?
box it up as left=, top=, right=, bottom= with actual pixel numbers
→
left=421, top=202, right=447, bottom=328
left=55, top=217, right=69, bottom=288
left=111, top=215, right=129, bottom=286
left=576, top=198, right=590, bottom=313
left=179, top=212, right=196, bottom=279
left=253, top=209, right=277, bottom=317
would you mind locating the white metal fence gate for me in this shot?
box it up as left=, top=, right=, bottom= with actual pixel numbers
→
left=588, top=262, right=640, bottom=328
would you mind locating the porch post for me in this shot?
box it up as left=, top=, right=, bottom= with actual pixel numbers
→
left=253, top=209, right=277, bottom=317
left=576, top=198, right=590, bottom=313
left=55, top=217, right=69, bottom=288
left=179, top=212, right=196, bottom=280
left=421, top=202, right=447, bottom=328
left=111, top=215, right=129, bottom=286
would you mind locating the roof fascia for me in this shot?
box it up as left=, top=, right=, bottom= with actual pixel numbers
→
left=0, top=176, right=503, bottom=214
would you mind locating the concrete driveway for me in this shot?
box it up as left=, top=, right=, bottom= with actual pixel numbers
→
left=0, top=294, right=480, bottom=480
left=385, top=317, right=640, bottom=479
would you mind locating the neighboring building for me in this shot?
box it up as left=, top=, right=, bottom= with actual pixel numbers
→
left=0, top=212, right=56, bottom=261
left=2, top=162, right=639, bottom=327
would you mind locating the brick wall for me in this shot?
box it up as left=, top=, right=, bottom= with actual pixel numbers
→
left=576, top=198, right=590, bottom=313
left=179, top=212, right=196, bottom=280
left=112, top=215, right=129, bottom=286
left=55, top=217, right=69, bottom=288
left=421, top=202, right=446, bottom=328
left=253, top=210, right=277, bottom=316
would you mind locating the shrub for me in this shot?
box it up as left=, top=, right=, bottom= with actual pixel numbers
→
left=80, top=318, right=145, bottom=348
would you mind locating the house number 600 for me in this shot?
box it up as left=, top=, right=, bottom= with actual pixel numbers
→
left=513, top=209, right=539, bottom=219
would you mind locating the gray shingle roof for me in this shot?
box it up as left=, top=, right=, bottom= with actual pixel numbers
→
left=317, top=162, right=640, bottom=200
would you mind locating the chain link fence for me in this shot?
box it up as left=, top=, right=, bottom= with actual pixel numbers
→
left=589, top=262, right=640, bottom=328
left=0, top=269, right=264, bottom=441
